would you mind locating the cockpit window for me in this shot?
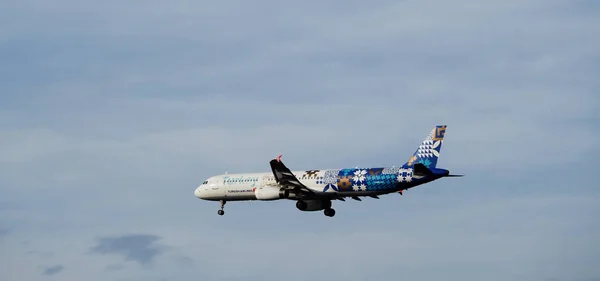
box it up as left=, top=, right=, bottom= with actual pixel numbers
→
left=202, top=181, right=208, bottom=184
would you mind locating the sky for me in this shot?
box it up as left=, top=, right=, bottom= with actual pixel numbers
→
left=0, top=0, right=599, bottom=280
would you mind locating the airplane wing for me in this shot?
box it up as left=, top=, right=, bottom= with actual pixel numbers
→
left=269, top=155, right=316, bottom=196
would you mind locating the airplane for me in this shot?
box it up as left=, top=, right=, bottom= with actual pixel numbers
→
left=193, top=125, right=462, bottom=217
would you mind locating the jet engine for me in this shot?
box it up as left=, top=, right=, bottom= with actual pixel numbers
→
left=295, top=200, right=332, bottom=211
left=254, top=186, right=290, bottom=200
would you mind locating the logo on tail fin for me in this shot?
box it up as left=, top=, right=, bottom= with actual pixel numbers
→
left=433, top=125, right=446, bottom=141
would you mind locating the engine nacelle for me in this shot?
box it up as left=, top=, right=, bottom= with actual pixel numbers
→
left=254, top=186, right=290, bottom=201
left=296, top=200, right=332, bottom=211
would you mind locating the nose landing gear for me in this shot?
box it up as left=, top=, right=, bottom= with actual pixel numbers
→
left=217, top=200, right=226, bottom=216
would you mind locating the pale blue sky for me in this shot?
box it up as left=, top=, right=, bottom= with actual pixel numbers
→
left=1, top=1, right=599, bottom=281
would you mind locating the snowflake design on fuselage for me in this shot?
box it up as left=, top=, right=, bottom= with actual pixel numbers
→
left=349, top=183, right=368, bottom=191
left=396, top=168, right=414, bottom=182
left=353, top=169, right=366, bottom=182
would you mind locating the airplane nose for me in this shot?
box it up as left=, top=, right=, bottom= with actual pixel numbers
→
left=194, top=187, right=202, bottom=198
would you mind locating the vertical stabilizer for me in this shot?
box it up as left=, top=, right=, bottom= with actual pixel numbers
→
left=403, top=125, right=447, bottom=169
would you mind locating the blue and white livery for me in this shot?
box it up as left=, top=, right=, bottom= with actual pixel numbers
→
left=194, top=125, right=462, bottom=217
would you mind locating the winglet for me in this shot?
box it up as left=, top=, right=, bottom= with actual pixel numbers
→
left=276, top=154, right=282, bottom=162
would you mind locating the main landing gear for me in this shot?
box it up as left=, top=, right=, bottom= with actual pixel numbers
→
left=324, top=208, right=335, bottom=217
left=322, top=200, right=335, bottom=217
left=217, top=200, right=226, bottom=216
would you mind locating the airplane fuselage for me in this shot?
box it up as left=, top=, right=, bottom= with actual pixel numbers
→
left=194, top=166, right=448, bottom=201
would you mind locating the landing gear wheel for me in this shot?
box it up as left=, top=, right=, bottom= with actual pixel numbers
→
left=324, top=208, right=335, bottom=217
left=217, top=200, right=226, bottom=216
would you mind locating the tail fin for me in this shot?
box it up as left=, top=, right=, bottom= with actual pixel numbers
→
left=404, top=125, right=447, bottom=169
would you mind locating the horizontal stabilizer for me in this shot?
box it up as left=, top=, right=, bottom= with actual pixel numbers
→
left=414, top=163, right=464, bottom=178
left=413, top=163, right=433, bottom=177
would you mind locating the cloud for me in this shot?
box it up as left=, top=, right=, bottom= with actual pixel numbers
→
left=89, top=234, right=164, bottom=266
left=105, top=264, right=124, bottom=271
left=0, top=228, right=8, bottom=237
left=42, top=265, right=64, bottom=276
